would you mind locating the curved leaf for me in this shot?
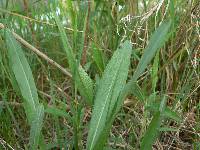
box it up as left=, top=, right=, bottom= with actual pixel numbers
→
left=118, top=21, right=172, bottom=105
left=86, top=41, right=132, bottom=150
left=132, top=21, right=172, bottom=81
left=5, top=29, right=39, bottom=122
left=5, top=29, right=44, bottom=149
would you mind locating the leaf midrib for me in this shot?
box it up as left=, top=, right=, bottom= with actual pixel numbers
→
left=8, top=34, right=36, bottom=112
left=89, top=51, right=124, bottom=149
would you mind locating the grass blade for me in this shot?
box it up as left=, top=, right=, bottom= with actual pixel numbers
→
left=92, top=42, right=105, bottom=74
left=140, top=96, right=167, bottom=150
left=146, top=103, right=181, bottom=122
left=140, top=112, right=161, bottom=150
left=52, top=6, right=94, bottom=105
left=163, top=107, right=181, bottom=122
left=151, top=51, right=159, bottom=93
left=52, top=6, right=76, bottom=73
left=29, top=104, right=44, bottom=150
left=132, top=21, right=172, bottom=81
left=119, top=21, right=172, bottom=103
left=87, top=41, right=132, bottom=150
left=45, top=106, right=72, bottom=122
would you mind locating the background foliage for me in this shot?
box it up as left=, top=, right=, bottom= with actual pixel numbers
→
left=0, top=0, right=199, bottom=149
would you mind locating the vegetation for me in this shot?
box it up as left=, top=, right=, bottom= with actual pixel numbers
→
left=0, top=0, right=199, bottom=149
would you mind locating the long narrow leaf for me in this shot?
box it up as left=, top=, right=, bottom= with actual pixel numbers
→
left=5, top=29, right=44, bottom=149
left=92, top=42, right=105, bottom=74
left=52, top=7, right=76, bottom=73
left=5, top=29, right=39, bottom=122
left=118, top=21, right=172, bottom=105
left=29, top=104, right=44, bottom=150
left=132, top=21, right=172, bottom=81
left=45, top=106, right=72, bottom=122
left=140, top=96, right=167, bottom=150
left=140, top=112, right=161, bottom=150
left=151, top=51, right=159, bottom=92
left=87, top=41, right=132, bottom=150
left=52, top=6, right=94, bottom=105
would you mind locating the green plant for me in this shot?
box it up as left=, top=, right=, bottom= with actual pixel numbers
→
left=4, top=29, right=44, bottom=149
left=0, top=0, right=199, bottom=149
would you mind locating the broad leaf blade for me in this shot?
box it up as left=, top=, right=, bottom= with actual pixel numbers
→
left=5, top=29, right=44, bottom=149
left=5, top=29, right=39, bottom=122
left=87, top=41, right=132, bottom=150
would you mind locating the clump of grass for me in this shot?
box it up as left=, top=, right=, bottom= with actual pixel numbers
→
left=0, top=0, right=199, bottom=149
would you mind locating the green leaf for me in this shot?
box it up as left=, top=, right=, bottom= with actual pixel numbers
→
left=52, top=7, right=94, bottom=105
left=163, top=107, right=181, bottom=122
left=146, top=103, right=181, bottom=122
left=29, top=104, right=44, bottom=150
left=5, top=29, right=39, bottom=122
left=118, top=20, right=172, bottom=105
left=151, top=51, right=159, bottom=92
left=5, top=29, right=44, bottom=149
left=66, top=0, right=77, bottom=50
left=141, top=96, right=167, bottom=150
left=45, top=106, right=72, bottom=122
left=76, top=66, right=94, bottom=105
left=52, top=7, right=76, bottom=73
left=87, top=41, right=132, bottom=150
left=92, top=43, right=105, bottom=74
left=159, top=127, right=178, bottom=132
left=133, top=21, right=171, bottom=81
left=130, top=82, right=145, bottom=102
left=140, top=112, right=161, bottom=150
